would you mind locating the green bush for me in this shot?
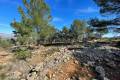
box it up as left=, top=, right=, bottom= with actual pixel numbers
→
left=0, top=73, right=6, bottom=80
left=0, top=39, right=12, bottom=49
left=14, top=48, right=31, bottom=60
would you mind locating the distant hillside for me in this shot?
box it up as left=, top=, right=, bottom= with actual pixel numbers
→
left=0, top=33, right=14, bottom=39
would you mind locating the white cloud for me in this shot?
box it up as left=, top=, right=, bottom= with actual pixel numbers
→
left=52, top=17, right=63, bottom=22
left=76, top=7, right=98, bottom=14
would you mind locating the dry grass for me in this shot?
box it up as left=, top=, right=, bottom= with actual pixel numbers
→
left=28, top=53, right=45, bottom=65
left=44, top=47, right=60, bottom=57
left=28, top=47, right=60, bottom=65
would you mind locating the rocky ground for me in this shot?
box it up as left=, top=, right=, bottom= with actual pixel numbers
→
left=0, top=46, right=94, bottom=80
left=0, top=45, right=119, bottom=80
left=73, top=46, right=120, bottom=80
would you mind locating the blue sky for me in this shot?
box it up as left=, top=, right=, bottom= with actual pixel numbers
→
left=0, top=0, right=117, bottom=36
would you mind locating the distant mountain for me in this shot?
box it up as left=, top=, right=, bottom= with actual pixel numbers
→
left=0, top=33, right=14, bottom=39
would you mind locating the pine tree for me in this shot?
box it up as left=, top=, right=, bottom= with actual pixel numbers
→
left=90, top=0, right=120, bottom=34
left=11, top=0, right=55, bottom=45
left=70, top=20, right=87, bottom=42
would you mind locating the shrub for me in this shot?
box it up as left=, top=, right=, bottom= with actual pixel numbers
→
left=14, top=48, right=31, bottom=60
left=0, top=73, right=6, bottom=80
left=0, top=65, right=4, bottom=70
left=0, top=39, right=12, bottom=49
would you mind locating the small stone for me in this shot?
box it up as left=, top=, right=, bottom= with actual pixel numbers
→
left=66, top=78, right=71, bottom=80
left=64, top=59, right=68, bottom=63
left=95, top=66, right=105, bottom=77
left=74, top=60, right=79, bottom=64
left=59, top=70, right=63, bottom=73
left=103, top=77, right=109, bottom=80
left=32, top=72, right=37, bottom=75
left=44, top=76, right=49, bottom=80
left=87, top=61, right=95, bottom=66
left=20, top=79, right=26, bottom=80
left=83, top=63, right=89, bottom=67
left=14, top=71, right=22, bottom=77
left=52, top=74, right=55, bottom=77
left=104, top=59, right=109, bottom=62
left=67, top=57, right=70, bottom=61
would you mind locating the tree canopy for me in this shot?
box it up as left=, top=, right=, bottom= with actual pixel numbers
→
left=89, top=0, right=120, bottom=35
left=11, top=0, right=56, bottom=45
left=94, top=0, right=120, bottom=15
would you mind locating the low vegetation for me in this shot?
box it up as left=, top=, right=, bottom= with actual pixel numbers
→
left=14, top=48, right=31, bottom=60
left=0, top=73, right=6, bottom=80
left=0, top=39, right=12, bottom=49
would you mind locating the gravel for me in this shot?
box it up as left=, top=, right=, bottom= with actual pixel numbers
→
left=73, top=48, right=120, bottom=80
